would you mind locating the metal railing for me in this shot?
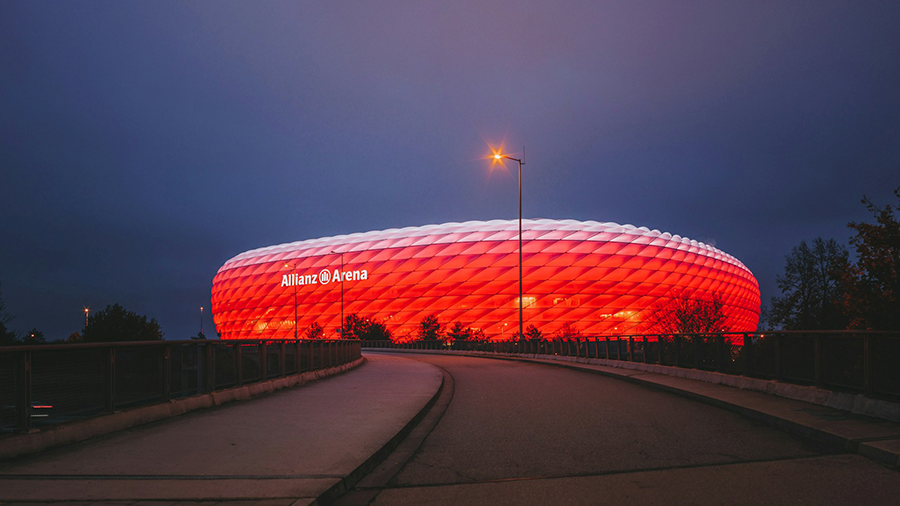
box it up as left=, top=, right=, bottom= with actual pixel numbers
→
left=363, top=331, right=900, bottom=400
left=0, top=339, right=361, bottom=435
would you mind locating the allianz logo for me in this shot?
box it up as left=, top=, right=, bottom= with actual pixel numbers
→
left=281, top=268, right=369, bottom=287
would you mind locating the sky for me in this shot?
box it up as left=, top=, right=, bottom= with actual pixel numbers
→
left=1, top=1, right=898, bottom=340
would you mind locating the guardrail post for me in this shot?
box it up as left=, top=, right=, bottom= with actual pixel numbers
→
left=161, top=344, right=171, bottom=401
left=234, top=343, right=243, bottom=387
left=103, top=346, right=116, bottom=413
left=743, top=334, right=753, bottom=377
left=259, top=342, right=268, bottom=381
left=301, top=341, right=308, bottom=372
left=280, top=341, right=286, bottom=377
left=673, top=335, right=681, bottom=368
left=715, top=335, right=724, bottom=373
left=693, top=335, right=702, bottom=369
left=604, top=337, right=609, bottom=359
left=814, top=335, right=824, bottom=389
left=614, top=337, right=620, bottom=360
left=774, top=334, right=783, bottom=381
left=864, top=334, right=873, bottom=396
left=204, top=343, right=216, bottom=393
left=642, top=337, right=648, bottom=364
left=628, top=337, right=634, bottom=362
left=15, top=350, right=32, bottom=433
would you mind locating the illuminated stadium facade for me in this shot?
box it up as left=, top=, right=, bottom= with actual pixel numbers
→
left=210, top=219, right=760, bottom=340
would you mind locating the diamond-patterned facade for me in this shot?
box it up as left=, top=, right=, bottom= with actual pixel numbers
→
left=211, top=219, right=760, bottom=340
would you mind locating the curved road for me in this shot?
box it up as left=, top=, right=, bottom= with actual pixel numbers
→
left=358, top=353, right=900, bottom=506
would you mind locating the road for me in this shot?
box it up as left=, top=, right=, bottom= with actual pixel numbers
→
left=359, top=353, right=900, bottom=506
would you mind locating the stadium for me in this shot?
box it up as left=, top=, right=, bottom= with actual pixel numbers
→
left=210, top=219, right=760, bottom=340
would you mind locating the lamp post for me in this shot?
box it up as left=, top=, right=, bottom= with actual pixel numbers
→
left=332, top=250, right=344, bottom=338
left=492, top=151, right=524, bottom=342
left=84, top=307, right=89, bottom=329
left=285, top=262, right=298, bottom=339
left=200, top=306, right=204, bottom=335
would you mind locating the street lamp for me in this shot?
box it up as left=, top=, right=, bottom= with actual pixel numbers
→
left=332, top=250, right=344, bottom=338
left=285, top=262, right=298, bottom=339
left=491, top=149, right=525, bottom=342
left=84, top=307, right=90, bottom=329
left=200, top=306, right=204, bottom=335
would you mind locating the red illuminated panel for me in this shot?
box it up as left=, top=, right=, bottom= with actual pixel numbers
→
left=210, top=220, right=760, bottom=340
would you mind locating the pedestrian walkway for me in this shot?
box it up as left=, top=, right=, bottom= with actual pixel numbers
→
left=0, top=354, right=443, bottom=505
left=385, top=348, right=900, bottom=468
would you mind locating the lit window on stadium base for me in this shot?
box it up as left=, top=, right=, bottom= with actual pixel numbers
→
left=210, top=219, right=761, bottom=341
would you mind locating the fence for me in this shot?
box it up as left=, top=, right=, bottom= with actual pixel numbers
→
left=363, top=331, right=900, bottom=400
left=0, top=339, right=361, bottom=435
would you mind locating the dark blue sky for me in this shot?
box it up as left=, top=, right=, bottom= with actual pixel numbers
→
left=2, top=1, right=898, bottom=340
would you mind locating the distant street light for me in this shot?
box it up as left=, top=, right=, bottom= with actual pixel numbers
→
left=332, top=250, right=344, bottom=338
left=84, top=307, right=90, bottom=329
left=200, top=306, right=204, bottom=335
left=490, top=149, right=525, bottom=342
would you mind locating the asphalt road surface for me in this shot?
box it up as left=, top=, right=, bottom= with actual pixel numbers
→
left=359, top=353, right=900, bottom=506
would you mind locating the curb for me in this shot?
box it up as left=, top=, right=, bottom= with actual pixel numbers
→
left=367, top=349, right=900, bottom=469
left=0, top=357, right=366, bottom=462
left=312, top=365, right=446, bottom=506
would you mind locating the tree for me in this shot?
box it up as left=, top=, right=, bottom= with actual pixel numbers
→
left=768, top=238, right=850, bottom=330
left=524, top=324, right=543, bottom=341
left=642, top=292, right=729, bottom=334
left=362, top=320, right=391, bottom=340
left=342, top=314, right=368, bottom=340
left=0, top=320, right=19, bottom=346
left=305, top=322, right=325, bottom=340
left=80, top=303, right=164, bottom=342
left=191, top=331, right=207, bottom=340
left=447, top=321, right=471, bottom=344
left=417, top=314, right=443, bottom=341
left=0, top=282, right=20, bottom=345
left=339, top=314, right=391, bottom=340
left=845, top=187, right=900, bottom=330
left=555, top=322, right=582, bottom=339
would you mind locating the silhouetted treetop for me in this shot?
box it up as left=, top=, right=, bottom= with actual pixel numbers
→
left=81, top=303, right=164, bottom=342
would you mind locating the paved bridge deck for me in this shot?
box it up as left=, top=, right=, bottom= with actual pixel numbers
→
left=0, top=354, right=442, bottom=505
left=1, top=351, right=899, bottom=505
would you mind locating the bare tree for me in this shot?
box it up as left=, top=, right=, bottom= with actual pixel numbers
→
left=555, top=322, right=582, bottom=339
left=641, top=292, right=729, bottom=334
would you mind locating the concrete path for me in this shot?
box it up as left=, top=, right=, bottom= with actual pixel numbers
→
left=479, top=352, right=900, bottom=466
left=359, top=353, right=900, bottom=506
left=0, top=354, right=443, bottom=505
